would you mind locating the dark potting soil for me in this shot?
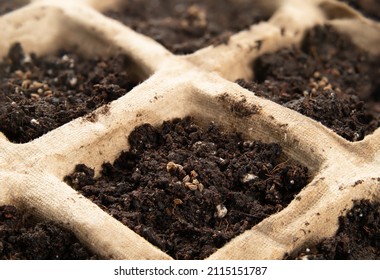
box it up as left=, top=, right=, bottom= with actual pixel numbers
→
left=237, top=24, right=380, bottom=141
left=105, top=0, right=268, bottom=54
left=290, top=200, right=380, bottom=260
left=0, top=205, right=98, bottom=260
left=0, top=0, right=26, bottom=16
left=339, top=0, right=380, bottom=20
left=0, top=43, right=137, bottom=143
left=65, top=117, right=309, bottom=260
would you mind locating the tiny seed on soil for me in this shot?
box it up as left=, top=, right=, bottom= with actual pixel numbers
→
left=331, top=68, right=340, bottom=76
left=173, top=198, right=183, bottom=205
left=185, top=182, right=198, bottom=191
left=21, top=80, right=31, bottom=89
left=182, top=175, right=190, bottom=183
left=44, top=90, right=53, bottom=96
left=166, top=161, right=178, bottom=173
left=31, top=81, right=44, bottom=89
left=14, top=70, right=23, bottom=78
left=30, top=93, right=40, bottom=99
left=310, top=81, right=318, bottom=88
left=323, top=84, right=332, bottom=91
left=190, top=170, right=198, bottom=178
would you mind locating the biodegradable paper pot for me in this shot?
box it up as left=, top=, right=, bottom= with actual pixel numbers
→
left=0, top=0, right=379, bottom=259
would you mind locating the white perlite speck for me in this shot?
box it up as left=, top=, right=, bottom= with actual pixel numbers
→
left=216, top=204, right=228, bottom=218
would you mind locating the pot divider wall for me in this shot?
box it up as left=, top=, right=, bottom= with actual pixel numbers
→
left=0, top=0, right=379, bottom=259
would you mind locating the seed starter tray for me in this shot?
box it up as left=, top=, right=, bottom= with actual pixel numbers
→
left=0, top=0, right=380, bottom=259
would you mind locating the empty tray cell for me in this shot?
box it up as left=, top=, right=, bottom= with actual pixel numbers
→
left=65, top=117, right=309, bottom=260
left=0, top=205, right=98, bottom=260
left=290, top=200, right=380, bottom=260
left=238, top=24, right=380, bottom=141
left=105, top=0, right=269, bottom=54
left=0, top=43, right=139, bottom=143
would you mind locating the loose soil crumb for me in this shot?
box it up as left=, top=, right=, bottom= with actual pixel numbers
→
left=0, top=43, right=137, bottom=143
left=291, top=200, right=380, bottom=260
left=105, top=0, right=268, bottom=54
left=217, top=93, right=261, bottom=118
left=237, top=24, right=380, bottom=141
left=65, top=117, right=309, bottom=260
left=0, top=205, right=98, bottom=260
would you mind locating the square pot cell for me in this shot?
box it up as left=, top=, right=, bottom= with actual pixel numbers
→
left=0, top=205, right=98, bottom=260
left=290, top=200, right=380, bottom=260
left=65, top=116, right=309, bottom=260
left=238, top=24, right=380, bottom=142
left=0, top=43, right=139, bottom=143
left=104, top=0, right=270, bottom=54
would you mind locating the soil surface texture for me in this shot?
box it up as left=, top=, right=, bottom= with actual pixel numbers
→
left=0, top=205, right=98, bottom=260
left=237, top=24, right=380, bottom=141
left=105, top=0, right=268, bottom=54
left=0, top=43, right=137, bottom=143
left=65, top=117, right=309, bottom=260
left=339, top=0, right=380, bottom=20
left=291, top=200, right=380, bottom=260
